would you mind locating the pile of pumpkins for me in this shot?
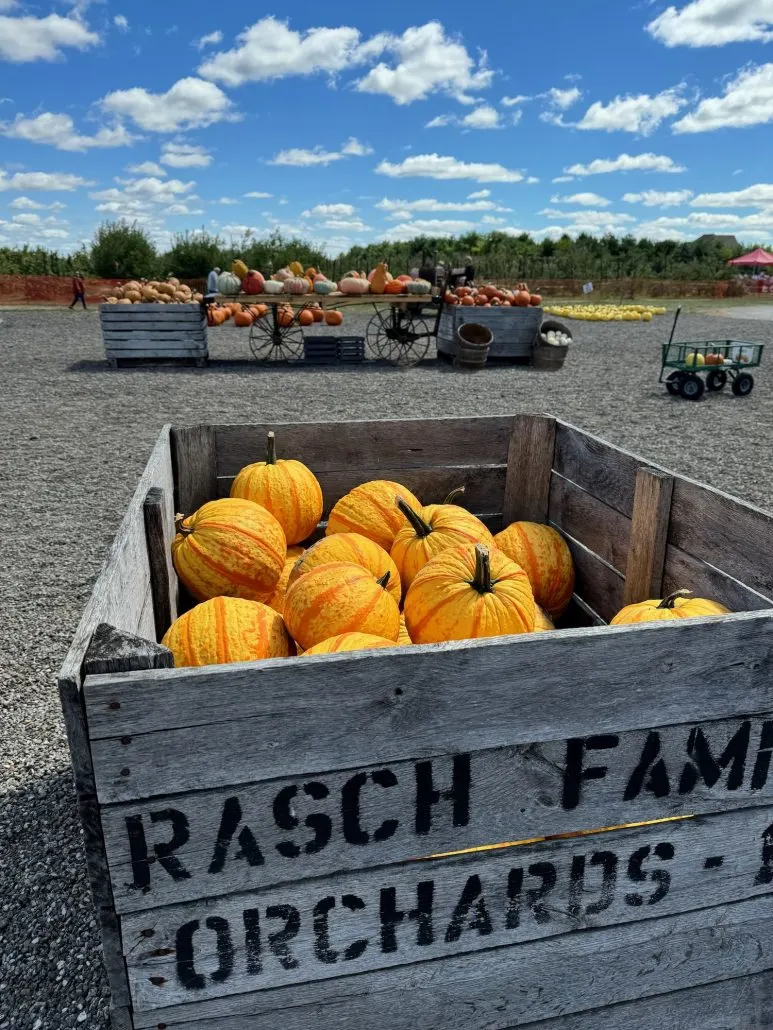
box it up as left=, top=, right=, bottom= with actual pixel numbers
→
left=207, top=300, right=344, bottom=329
left=215, top=259, right=432, bottom=300
left=444, top=283, right=542, bottom=308
left=161, top=432, right=730, bottom=668
left=102, top=278, right=203, bottom=305
left=544, top=303, right=667, bottom=322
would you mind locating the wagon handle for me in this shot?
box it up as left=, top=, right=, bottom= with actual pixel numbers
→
left=668, top=306, right=682, bottom=345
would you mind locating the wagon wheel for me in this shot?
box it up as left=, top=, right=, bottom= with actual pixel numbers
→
left=706, top=369, right=727, bottom=392
left=679, top=373, right=704, bottom=401
left=374, top=307, right=431, bottom=367
left=665, top=371, right=684, bottom=395
left=732, top=372, right=754, bottom=396
left=249, top=311, right=304, bottom=362
left=365, top=307, right=390, bottom=359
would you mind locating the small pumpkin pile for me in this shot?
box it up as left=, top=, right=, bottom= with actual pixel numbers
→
left=102, top=277, right=203, bottom=305
left=444, top=282, right=541, bottom=308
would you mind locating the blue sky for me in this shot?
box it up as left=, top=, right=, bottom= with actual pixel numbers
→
left=1, top=0, right=773, bottom=256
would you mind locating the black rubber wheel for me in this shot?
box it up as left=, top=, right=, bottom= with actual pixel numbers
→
left=706, top=369, right=727, bottom=392
left=665, top=371, right=684, bottom=395
left=732, top=372, right=754, bottom=396
left=680, top=373, right=705, bottom=401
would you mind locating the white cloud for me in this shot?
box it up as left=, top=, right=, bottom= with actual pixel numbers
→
left=647, top=0, right=773, bottom=47
left=426, top=114, right=452, bottom=128
left=8, top=196, right=66, bottom=210
left=323, top=218, right=371, bottom=231
left=268, top=139, right=372, bottom=166
left=0, top=13, right=99, bottom=62
left=244, top=191, right=272, bottom=198
left=673, top=64, right=773, bottom=133
left=468, top=188, right=491, bottom=198
left=383, top=218, right=478, bottom=240
left=576, top=87, right=687, bottom=135
left=1, top=112, right=136, bottom=151
left=0, top=170, right=93, bottom=191
left=127, top=161, right=166, bottom=176
left=623, top=189, right=694, bottom=206
left=194, top=30, right=222, bottom=50
left=566, top=152, right=686, bottom=175
left=376, top=197, right=507, bottom=215
left=101, top=77, right=234, bottom=132
left=690, top=183, right=773, bottom=207
left=539, top=209, right=636, bottom=227
left=376, top=153, right=524, bottom=183
left=303, top=203, right=356, bottom=217
left=501, top=95, right=530, bottom=107
left=341, top=137, right=373, bottom=156
left=90, top=175, right=196, bottom=214
left=462, top=105, right=501, bottom=129
left=160, top=141, right=212, bottom=167
left=215, top=197, right=239, bottom=205
left=482, top=215, right=506, bottom=224
left=550, top=192, right=611, bottom=206
left=637, top=210, right=773, bottom=238
left=356, top=22, right=492, bottom=105
left=545, top=86, right=582, bottom=109
left=114, top=14, right=128, bottom=31
left=552, top=175, right=575, bottom=183
left=199, top=16, right=364, bottom=87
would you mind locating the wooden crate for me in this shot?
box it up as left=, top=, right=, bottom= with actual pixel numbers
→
left=100, top=303, right=208, bottom=368
left=437, top=305, right=542, bottom=359
left=58, top=414, right=773, bottom=1030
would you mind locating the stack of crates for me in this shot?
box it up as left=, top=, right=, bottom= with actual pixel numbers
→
left=303, top=336, right=365, bottom=365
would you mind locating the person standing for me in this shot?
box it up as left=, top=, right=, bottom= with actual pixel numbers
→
left=69, top=270, right=87, bottom=310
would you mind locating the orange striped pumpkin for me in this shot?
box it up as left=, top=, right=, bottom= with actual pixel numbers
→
left=326, top=480, right=421, bottom=552
left=230, top=431, right=323, bottom=545
left=390, top=496, right=494, bottom=590
left=304, top=632, right=397, bottom=655
left=265, top=545, right=304, bottom=615
left=172, top=498, right=286, bottom=603
left=610, top=590, right=729, bottom=625
left=162, top=596, right=292, bottom=667
left=284, top=560, right=400, bottom=651
left=494, top=521, right=575, bottom=617
left=533, top=606, right=556, bottom=632
left=288, top=532, right=401, bottom=604
left=397, top=614, right=412, bottom=645
left=404, top=544, right=536, bottom=644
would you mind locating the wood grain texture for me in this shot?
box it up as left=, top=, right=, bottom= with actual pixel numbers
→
left=553, top=421, right=647, bottom=517
left=84, top=610, right=773, bottom=803
left=83, top=623, right=173, bottom=676
left=623, top=469, right=674, bottom=605
left=171, top=425, right=217, bottom=516
left=556, top=530, right=624, bottom=622
left=548, top=475, right=630, bottom=574
left=663, top=544, right=773, bottom=613
left=123, top=804, right=773, bottom=1010
left=214, top=417, right=513, bottom=478
left=133, top=894, right=773, bottom=1029
left=502, top=414, right=556, bottom=525
left=143, top=488, right=177, bottom=641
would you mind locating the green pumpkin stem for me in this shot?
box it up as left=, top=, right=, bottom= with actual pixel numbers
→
left=443, top=485, right=466, bottom=505
left=174, top=513, right=192, bottom=537
left=658, top=589, right=693, bottom=609
left=396, top=495, right=432, bottom=538
left=266, top=431, right=277, bottom=465
left=377, top=570, right=391, bottom=590
left=472, top=544, right=494, bottom=594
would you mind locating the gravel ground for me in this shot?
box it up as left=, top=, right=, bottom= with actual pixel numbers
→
left=2, top=306, right=773, bottom=1029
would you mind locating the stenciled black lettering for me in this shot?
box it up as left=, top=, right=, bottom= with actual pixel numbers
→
left=623, top=732, right=671, bottom=802
left=266, top=904, right=301, bottom=970
left=208, top=797, right=264, bottom=874
left=754, top=822, right=773, bottom=885
left=415, top=754, right=470, bottom=834
left=568, top=851, right=618, bottom=920
left=379, top=881, right=434, bottom=953
left=526, top=861, right=558, bottom=925
left=149, top=809, right=191, bottom=881
left=752, top=721, right=773, bottom=791
left=340, top=894, right=368, bottom=961
left=342, top=769, right=399, bottom=846
left=313, top=895, right=369, bottom=964
left=625, top=842, right=674, bottom=906
left=125, top=814, right=150, bottom=890
left=444, top=874, right=493, bottom=943
left=562, top=735, right=619, bottom=811
left=679, top=721, right=751, bottom=795
left=175, top=917, right=234, bottom=989
left=243, top=908, right=262, bottom=975
left=273, top=782, right=332, bottom=858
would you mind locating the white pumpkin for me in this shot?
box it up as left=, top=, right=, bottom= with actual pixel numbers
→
left=216, top=271, right=241, bottom=295
left=263, top=280, right=284, bottom=294
left=284, top=277, right=309, bottom=295
left=338, top=277, right=371, bottom=295
left=272, top=267, right=292, bottom=282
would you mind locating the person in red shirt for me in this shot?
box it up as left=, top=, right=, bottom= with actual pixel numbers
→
left=69, top=271, right=87, bottom=310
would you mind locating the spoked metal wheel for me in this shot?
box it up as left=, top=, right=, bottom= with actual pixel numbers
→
left=249, top=311, right=304, bottom=362
left=367, top=307, right=431, bottom=367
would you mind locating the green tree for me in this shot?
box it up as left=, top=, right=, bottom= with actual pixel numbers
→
left=90, top=221, right=157, bottom=278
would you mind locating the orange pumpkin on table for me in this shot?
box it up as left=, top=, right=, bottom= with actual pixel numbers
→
left=289, top=532, right=402, bottom=604
left=162, top=596, right=292, bottom=667
left=326, top=480, right=422, bottom=552
left=611, top=590, right=729, bottom=625
left=494, top=521, right=575, bottom=617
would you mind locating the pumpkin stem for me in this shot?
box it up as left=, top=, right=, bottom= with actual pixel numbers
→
left=377, top=570, right=391, bottom=591
left=266, top=431, right=277, bottom=465
left=472, top=544, right=494, bottom=594
left=657, top=589, right=693, bottom=609
left=443, top=485, right=466, bottom=506
left=174, top=513, right=192, bottom=537
left=396, top=495, right=432, bottom=538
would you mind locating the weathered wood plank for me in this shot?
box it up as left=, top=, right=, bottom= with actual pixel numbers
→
left=122, top=804, right=773, bottom=1009
left=171, top=425, right=218, bottom=516
left=557, top=530, right=624, bottom=621
left=502, top=414, right=555, bottom=524
left=102, top=710, right=773, bottom=913
left=84, top=610, right=773, bottom=802
left=623, top=468, right=674, bottom=605
left=143, top=487, right=177, bottom=641
left=663, top=544, right=773, bottom=613
left=83, top=624, right=173, bottom=676
left=133, top=893, right=773, bottom=1029
left=216, top=465, right=507, bottom=516
left=214, top=417, right=513, bottom=478
left=553, top=420, right=647, bottom=517
left=104, top=333, right=207, bottom=345
left=548, top=476, right=630, bottom=574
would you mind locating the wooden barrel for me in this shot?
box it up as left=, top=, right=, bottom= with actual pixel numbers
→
left=454, top=322, right=492, bottom=372
left=533, top=343, right=568, bottom=371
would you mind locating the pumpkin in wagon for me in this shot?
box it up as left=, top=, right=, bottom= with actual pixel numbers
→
left=404, top=543, right=536, bottom=644
left=289, top=532, right=402, bottom=604
left=327, top=480, right=422, bottom=552
left=611, top=590, right=729, bottom=625
left=230, top=431, right=323, bottom=546
left=162, top=596, right=292, bottom=667
left=494, top=521, right=575, bottom=617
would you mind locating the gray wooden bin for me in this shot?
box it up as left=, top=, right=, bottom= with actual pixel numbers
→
left=58, top=414, right=773, bottom=1030
left=437, top=305, right=542, bottom=359
left=99, top=303, right=208, bottom=368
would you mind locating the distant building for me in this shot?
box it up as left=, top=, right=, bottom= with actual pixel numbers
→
left=694, top=234, right=740, bottom=248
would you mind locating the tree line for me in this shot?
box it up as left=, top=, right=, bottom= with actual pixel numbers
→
left=0, top=220, right=757, bottom=283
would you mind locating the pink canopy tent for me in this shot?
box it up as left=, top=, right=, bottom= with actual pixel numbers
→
left=728, top=247, right=773, bottom=266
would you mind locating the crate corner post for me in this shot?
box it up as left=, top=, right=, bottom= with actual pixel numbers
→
left=502, top=412, right=557, bottom=525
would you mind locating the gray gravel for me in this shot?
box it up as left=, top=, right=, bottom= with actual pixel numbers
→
left=1, top=306, right=773, bottom=1029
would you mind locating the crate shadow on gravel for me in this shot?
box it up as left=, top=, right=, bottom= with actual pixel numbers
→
left=66, top=358, right=449, bottom=375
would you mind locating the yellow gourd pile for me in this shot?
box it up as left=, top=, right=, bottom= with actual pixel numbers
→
left=543, top=304, right=667, bottom=321
left=161, top=431, right=730, bottom=669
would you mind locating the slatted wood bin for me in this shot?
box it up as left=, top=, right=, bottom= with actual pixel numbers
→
left=437, top=305, right=542, bottom=360
left=100, top=303, right=208, bottom=368
left=59, top=414, right=773, bottom=1030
